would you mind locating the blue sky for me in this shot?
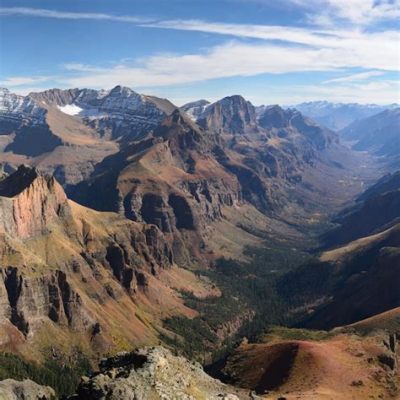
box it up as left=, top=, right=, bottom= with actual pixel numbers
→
left=0, top=0, right=399, bottom=105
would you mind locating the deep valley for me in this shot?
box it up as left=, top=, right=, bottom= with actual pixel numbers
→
left=0, top=85, right=398, bottom=399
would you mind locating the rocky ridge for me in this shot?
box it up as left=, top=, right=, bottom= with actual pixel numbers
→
left=69, top=346, right=254, bottom=400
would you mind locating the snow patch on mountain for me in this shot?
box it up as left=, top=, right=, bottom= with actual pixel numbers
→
left=180, top=100, right=210, bottom=121
left=57, top=104, right=83, bottom=116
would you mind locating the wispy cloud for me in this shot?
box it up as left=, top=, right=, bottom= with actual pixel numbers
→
left=3, top=26, right=398, bottom=92
left=143, top=19, right=345, bottom=47
left=1, top=6, right=399, bottom=104
left=58, top=32, right=398, bottom=87
left=0, top=7, right=150, bottom=23
left=290, top=0, right=400, bottom=25
left=0, top=76, right=54, bottom=87
left=323, top=70, right=386, bottom=84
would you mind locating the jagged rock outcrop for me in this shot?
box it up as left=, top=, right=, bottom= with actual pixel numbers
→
left=0, top=165, right=68, bottom=239
left=69, top=346, right=253, bottom=400
left=0, top=379, right=55, bottom=400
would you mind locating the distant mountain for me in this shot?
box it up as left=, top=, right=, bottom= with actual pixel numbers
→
left=30, top=86, right=176, bottom=141
left=0, top=88, right=46, bottom=127
left=292, top=101, right=397, bottom=131
left=340, top=108, right=400, bottom=168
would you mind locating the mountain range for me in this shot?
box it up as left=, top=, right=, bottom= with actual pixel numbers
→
left=292, top=100, right=399, bottom=131
left=0, top=86, right=398, bottom=399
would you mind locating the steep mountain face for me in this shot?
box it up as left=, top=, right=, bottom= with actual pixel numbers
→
left=0, top=88, right=63, bottom=157
left=323, top=170, right=400, bottom=246
left=0, top=88, right=118, bottom=184
left=302, top=223, right=400, bottom=329
left=279, top=171, right=400, bottom=330
left=0, top=165, right=68, bottom=239
left=293, top=101, right=396, bottom=131
left=340, top=108, right=400, bottom=169
left=0, top=166, right=214, bottom=363
left=197, top=95, right=259, bottom=135
left=258, top=105, right=337, bottom=150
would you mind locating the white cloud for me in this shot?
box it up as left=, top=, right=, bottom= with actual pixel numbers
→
left=323, top=70, right=386, bottom=84
left=292, top=0, right=400, bottom=25
left=53, top=26, right=399, bottom=89
left=143, top=19, right=346, bottom=47
left=1, top=7, right=399, bottom=104
left=0, top=7, right=149, bottom=23
left=4, top=27, right=399, bottom=94
left=0, top=76, right=53, bottom=87
left=63, top=63, right=106, bottom=73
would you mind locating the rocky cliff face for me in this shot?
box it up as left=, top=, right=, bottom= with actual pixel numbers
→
left=69, top=346, right=253, bottom=400
left=197, top=95, right=259, bottom=135
left=0, top=166, right=210, bottom=362
left=0, top=165, right=68, bottom=239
